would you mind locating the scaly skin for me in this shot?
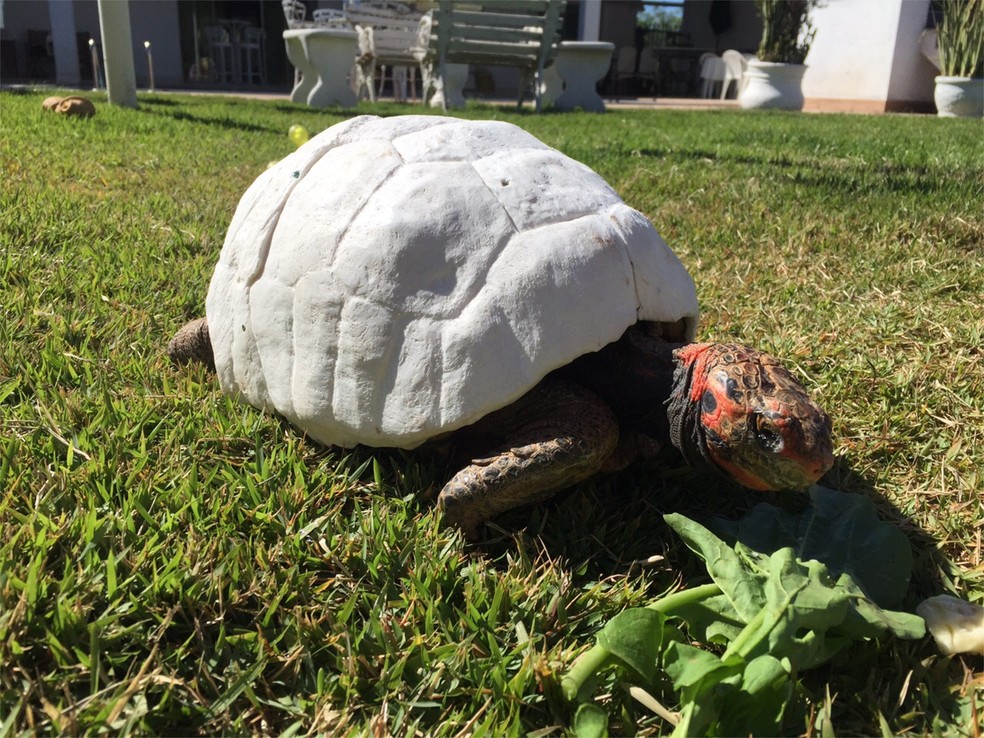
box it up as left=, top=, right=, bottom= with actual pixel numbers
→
left=168, top=319, right=834, bottom=538
left=439, top=380, right=619, bottom=536
left=671, top=342, right=834, bottom=491
left=167, top=317, right=214, bottom=372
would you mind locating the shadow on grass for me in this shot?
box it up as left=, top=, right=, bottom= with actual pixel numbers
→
left=467, top=456, right=971, bottom=735
left=823, top=457, right=955, bottom=603
left=392, top=439, right=950, bottom=627
left=137, top=106, right=279, bottom=133
left=138, top=97, right=181, bottom=107
left=631, top=146, right=959, bottom=198
left=272, top=103, right=361, bottom=117
left=200, top=420, right=971, bottom=736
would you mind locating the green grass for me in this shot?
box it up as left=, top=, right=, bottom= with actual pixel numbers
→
left=1, top=89, right=982, bottom=736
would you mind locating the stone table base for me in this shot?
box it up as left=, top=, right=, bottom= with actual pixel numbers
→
left=283, top=29, right=358, bottom=108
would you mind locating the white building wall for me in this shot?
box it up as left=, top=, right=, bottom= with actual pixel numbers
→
left=127, top=1, right=183, bottom=86
left=803, top=0, right=935, bottom=111
left=885, top=0, right=938, bottom=104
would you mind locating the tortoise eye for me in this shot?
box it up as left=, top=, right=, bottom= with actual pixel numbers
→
left=753, top=413, right=783, bottom=452
left=701, top=389, right=717, bottom=414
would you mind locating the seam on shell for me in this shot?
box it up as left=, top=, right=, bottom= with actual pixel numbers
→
left=326, top=143, right=408, bottom=435
left=309, top=209, right=619, bottom=328
left=602, top=202, right=644, bottom=318
left=328, top=141, right=408, bottom=270
left=246, top=117, right=379, bottom=422
left=470, top=157, right=523, bottom=236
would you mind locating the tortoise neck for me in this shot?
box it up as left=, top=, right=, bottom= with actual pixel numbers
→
left=666, top=343, right=715, bottom=468
left=560, top=330, right=684, bottom=442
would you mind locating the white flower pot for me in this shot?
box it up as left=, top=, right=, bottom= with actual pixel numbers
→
left=740, top=60, right=806, bottom=111
left=934, top=76, right=984, bottom=118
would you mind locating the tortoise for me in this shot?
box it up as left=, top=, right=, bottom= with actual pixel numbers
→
left=169, top=115, right=834, bottom=537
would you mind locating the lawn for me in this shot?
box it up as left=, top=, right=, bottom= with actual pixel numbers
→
left=1, top=89, right=981, bottom=736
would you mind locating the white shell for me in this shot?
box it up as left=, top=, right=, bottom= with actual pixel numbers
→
left=205, top=115, right=699, bottom=449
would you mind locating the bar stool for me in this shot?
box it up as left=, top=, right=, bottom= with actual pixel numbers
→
left=239, top=26, right=265, bottom=84
left=203, top=25, right=234, bottom=83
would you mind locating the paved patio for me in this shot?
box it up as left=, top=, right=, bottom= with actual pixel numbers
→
left=145, top=86, right=742, bottom=111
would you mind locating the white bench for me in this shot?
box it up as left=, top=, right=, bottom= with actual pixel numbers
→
left=344, top=1, right=424, bottom=102
left=419, top=0, right=566, bottom=112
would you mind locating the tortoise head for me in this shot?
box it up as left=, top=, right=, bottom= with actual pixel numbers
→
left=669, top=343, right=834, bottom=490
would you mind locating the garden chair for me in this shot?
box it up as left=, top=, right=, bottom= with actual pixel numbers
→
left=344, top=0, right=424, bottom=103
left=239, top=27, right=266, bottom=85
left=699, top=53, right=726, bottom=98
left=720, top=49, right=747, bottom=99
left=313, top=8, right=347, bottom=26
left=612, top=46, right=657, bottom=98
left=203, top=25, right=234, bottom=84
left=611, top=46, right=637, bottom=96
left=281, top=0, right=315, bottom=29
left=418, top=0, right=566, bottom=112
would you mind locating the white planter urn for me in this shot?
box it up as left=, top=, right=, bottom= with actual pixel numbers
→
left=740, top=59, right=806, bottom=111
left=934, top=76, right=984, bottom=118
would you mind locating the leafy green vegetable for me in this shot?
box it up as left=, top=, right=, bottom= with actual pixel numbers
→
left=596, top=609, right=675, bottom=686
left=573, top=703, right=609, bottom=738
left=562, top=487, right=926, bottom=737
left=711, top=486, right=913, bottom=609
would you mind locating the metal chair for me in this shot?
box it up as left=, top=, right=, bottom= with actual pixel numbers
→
left=282, top=0, right=314, bottom=28
left=239, top=26, right=265, bottom=84
left=203, top=25, right=234, bottom=83
left=345, top=0, right=424, bottom=103
left=313, top=8, right=346, bottom=26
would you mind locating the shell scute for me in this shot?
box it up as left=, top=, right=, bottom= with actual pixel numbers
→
left=333, top=160, right=515, bottom=319
left=471, top=148, right=620, bottom=232
left=392, top=118, right=549, bottom=163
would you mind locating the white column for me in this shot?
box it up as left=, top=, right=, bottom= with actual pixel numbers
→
left=580, top=0, right=602, bottom=42
left=49, top=0, right=81, bottom=86
left=97, top=0, right=137, bottom=108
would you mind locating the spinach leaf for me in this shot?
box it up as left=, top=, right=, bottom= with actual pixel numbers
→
left=596, top=608, right=679, bottom=685
left=711, top=486, right=913, bottom=609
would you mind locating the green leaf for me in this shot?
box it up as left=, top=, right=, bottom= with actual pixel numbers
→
left=664, top=513, right=768, bottom=623
left=740, top=653, right=788, bottom=694
left=765, top=551, right=849, bottom=630
left=669, top=701, right=702, bottom=738
left=668, top=593, right=745, bottom=645
left=663, top=641, right=740, bottom=695
left=834, top=573, right=926, bottom=640
left=596, top=608, right=676, bottom=685
left=754, top=550, right=852, bottom=669
left=714, top=654, right=792, bottom=737
left=573, top=703, right=608, bottom=738
left=712, top=486, right=913, bottom=609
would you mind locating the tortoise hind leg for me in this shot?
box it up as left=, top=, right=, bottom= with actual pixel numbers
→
left=167, top=317, right=214, bottom=371
left=438, top=379, right=619, bottom=538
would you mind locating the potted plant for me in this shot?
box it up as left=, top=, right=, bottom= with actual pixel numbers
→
left=934, top=0, right=984, bottom=117
left=741, top=0, right=817, bottom=110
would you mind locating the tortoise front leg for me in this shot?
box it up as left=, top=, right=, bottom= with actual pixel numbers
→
left=438, top=379, right=619, bottom=538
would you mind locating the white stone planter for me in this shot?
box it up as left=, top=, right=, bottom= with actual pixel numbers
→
left=934, top=76, right=984, bottom=118
left=550, top=41, right=615, bottom=113
left=429, top=63, right=468, bottom=109
left=740, top=60, right=806, bottom=111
